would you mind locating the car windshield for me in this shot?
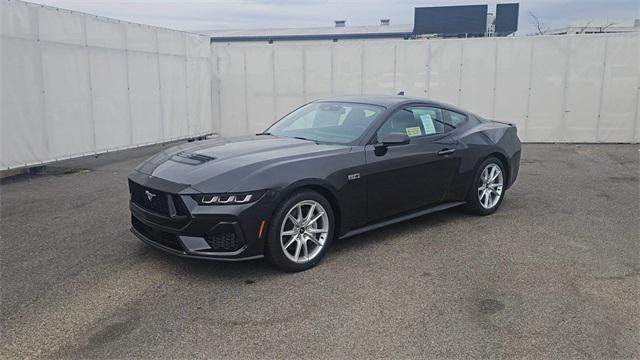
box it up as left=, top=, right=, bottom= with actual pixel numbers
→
left=266, top=102, right=384, bottom=144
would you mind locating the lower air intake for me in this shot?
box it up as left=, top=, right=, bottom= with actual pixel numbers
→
left=205, top=224, right=245, bottom=252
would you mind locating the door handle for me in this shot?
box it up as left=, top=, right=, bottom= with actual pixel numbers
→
left=437, top=148, right=455, bottom=156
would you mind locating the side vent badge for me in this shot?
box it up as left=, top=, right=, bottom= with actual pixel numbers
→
left=347, top=173, right=361, bottom=181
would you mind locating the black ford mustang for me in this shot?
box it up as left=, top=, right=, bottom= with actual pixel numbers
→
left=129, top=95, right=521, bottom=271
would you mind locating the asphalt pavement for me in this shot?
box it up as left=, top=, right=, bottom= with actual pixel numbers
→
left=1, top=143, right=638, bottom=359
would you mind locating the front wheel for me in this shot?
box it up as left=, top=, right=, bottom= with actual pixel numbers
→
left=265, top=190, right=334, bottom=271
left=466, top=157, right=506, bottom=215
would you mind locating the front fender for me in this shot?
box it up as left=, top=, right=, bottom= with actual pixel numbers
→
left=232, top=149, right=367, bottom=237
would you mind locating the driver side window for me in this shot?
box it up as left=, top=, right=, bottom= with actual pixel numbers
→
left=377, top=106, right=444, bottom=142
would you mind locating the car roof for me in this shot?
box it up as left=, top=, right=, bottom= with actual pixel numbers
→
left=313, top=95, right=468, bottom=113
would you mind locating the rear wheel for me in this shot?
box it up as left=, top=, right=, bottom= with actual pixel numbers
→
left=466, top=157, right=506, bottom=215
left=265, top=190, right=334, bottom=271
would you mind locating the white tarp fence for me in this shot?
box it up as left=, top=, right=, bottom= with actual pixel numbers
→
left=2, top=1, right=638, bottom=171
left=1, top=0, right=213, bottom=170
left=212, top=33, right=639, bottom=143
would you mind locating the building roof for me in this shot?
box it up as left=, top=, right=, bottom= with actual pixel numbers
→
left=543, top=20, right=639, bottom=35
left=202, top=24, right=414, bottom=42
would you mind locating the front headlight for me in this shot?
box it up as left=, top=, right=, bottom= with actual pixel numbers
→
left=191, top=190, right=265, bottom=205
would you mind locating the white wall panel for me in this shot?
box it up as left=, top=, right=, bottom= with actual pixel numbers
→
left=125, top=24, right=156, bottom=53
left=217, top=46, right=247, bottom=136
left=636, top=89, right=640, bottom=144
left=159, top=55, right=188, bottom=139
left=598, top=34, right=639, bottom=142
left=428, top=40, right=462, bottom=106
left=158, top=29, right=185, bottom=56
left=41, top=43, right=93, bottom=157
left=304, top=46, right=332, bottom=99
left=213, top=34, right=638, bottom=142
left=527, top=36, right=568, bottom=142
left=564, top=36, right=606, bottom=142
left=38, top=7, right=84, bottom=46
left=459, top=39, right=496, bottom=118
left=636, top=83, right=640, bottom=144
left=210, top=49, right=222, bottom=134
left=274, top=45, right=305, bottom=119
left=362, top=40, right=395, bottom=94
left=85, top=17, right=125, bottom=50
left=2, top=1, right=213, bottom=169
left=1, top=38, right=47, bottom=168
left=187, top=58, right=212, bottom=135
left=493, top=37, right=532, bottom=137
left=245, top=46, right=276, bottom=132
left=128, top=52, right=163, bottom=144
left=89, top=48, right=130, bottom=150
left=332, top=42, right=363, bottom=95
left=186, top=33, right=210, bottom=58
left=1, top=0, right=38, bottom=39
left=395, top=41, right=427, bottom=97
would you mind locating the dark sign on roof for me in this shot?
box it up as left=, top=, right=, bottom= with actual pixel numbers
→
left=495, top=3, right=519, bottom=36
left=413, top=5, right=488, bottom=36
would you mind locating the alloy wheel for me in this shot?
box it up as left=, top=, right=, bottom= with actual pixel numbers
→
left=478, top=163, right=504, bottom=209
left=280, top=200, right=329, bottom=264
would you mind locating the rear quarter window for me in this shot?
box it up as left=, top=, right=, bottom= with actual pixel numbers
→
left=446, top=110, right=468, bottom=128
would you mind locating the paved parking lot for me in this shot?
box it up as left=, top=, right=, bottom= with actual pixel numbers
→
left=1, top=143, right=638, bottom=359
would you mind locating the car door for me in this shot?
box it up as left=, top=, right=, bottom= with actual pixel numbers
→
left=365, top=106, right=460, bottom=222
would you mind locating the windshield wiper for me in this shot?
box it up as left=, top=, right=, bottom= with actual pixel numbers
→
left=292, top=136, right=319, bottom=144
left=257, top=132, right=319, bottom=143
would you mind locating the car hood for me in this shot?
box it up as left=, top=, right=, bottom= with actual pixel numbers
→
left=134, top=135, right=350, bottom=193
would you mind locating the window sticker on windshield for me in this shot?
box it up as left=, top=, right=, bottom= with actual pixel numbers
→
left=405, top=126, right=422, bottom=137
left=420, top=114, right=437, bottom=135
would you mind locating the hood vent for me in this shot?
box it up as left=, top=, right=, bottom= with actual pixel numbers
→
left=170, top=151, right=215, bottom=165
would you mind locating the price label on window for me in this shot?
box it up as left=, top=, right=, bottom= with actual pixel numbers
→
left=420, top=114, right=437, bottom=135
left=405, top=126, right=422, bottom=137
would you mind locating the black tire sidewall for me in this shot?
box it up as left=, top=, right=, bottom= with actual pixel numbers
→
left=467, top=157, right=506, bottom=215
left=265, top=190, right=335, bottom=272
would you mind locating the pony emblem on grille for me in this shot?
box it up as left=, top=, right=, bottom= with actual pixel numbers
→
left=145, top=190, right=157, bottom=201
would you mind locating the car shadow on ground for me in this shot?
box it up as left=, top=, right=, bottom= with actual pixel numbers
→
left=331, top=206, right=474, bottom=253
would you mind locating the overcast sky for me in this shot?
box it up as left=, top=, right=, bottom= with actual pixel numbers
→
left=30, top=0, right=639, bottom=34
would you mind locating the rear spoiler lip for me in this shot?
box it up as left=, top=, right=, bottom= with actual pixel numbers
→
left=490, top=119, right=516, bottom=127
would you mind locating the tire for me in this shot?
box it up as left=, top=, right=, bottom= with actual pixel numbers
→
left=265, top=190, right=335, bottom=272
left=466, top=157, right=507, bottom=215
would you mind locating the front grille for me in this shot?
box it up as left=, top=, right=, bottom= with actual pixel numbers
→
left=129, top=180, right=187, bottom=217
left=132, top=215, right=183, bottom=251
left=205, top=224, right=245, bottom=252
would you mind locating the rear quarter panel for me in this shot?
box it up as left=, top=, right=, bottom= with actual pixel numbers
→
left=447, top=121, right=521, bottom=201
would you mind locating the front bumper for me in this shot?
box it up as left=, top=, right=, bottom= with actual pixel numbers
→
left=128, top=172, right=276, bottom=261
left=130, top=217, right=263, bottom=261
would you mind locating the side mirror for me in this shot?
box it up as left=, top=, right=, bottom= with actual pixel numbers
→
left=380, top=133, right=411, bottom=146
